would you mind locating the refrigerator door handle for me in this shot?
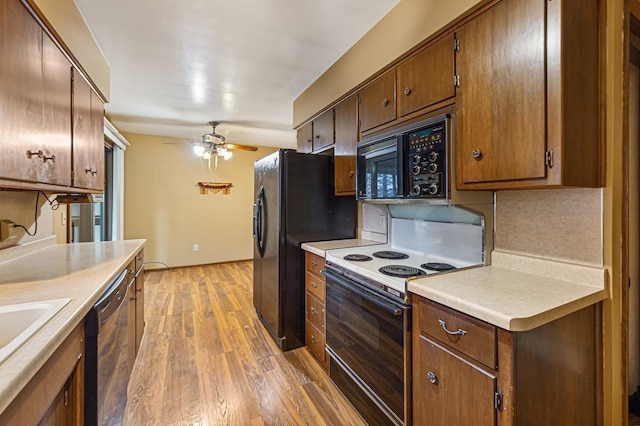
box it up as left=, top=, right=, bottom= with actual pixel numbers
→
left=255, top=187, right=266, bottom=257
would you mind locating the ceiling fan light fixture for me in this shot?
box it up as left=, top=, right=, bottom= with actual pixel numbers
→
left=223, top=151, right=233, bottom=160
left=202, top=150, right=212, bottom=160
left=193, top=145, right=206, bottom=157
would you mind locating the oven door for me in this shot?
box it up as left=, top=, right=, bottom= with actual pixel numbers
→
left=356, top=135, right=404, bottom=200
left=324, top=269, right=410, bottom=426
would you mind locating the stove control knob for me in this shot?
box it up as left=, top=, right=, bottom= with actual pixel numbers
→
left=428, top=163, right=438, bottom=173
left=428, top=152, right=438, bottom=162
left=428, top=183, right=439, bottom=195
left=413, top=155, right=421, bottom=164
left=413, top=165, right=421, bottom=175
left=413, top=185, right=422, bottom=195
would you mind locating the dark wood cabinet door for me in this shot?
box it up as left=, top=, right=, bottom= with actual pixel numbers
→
left=42, top=35, right=72, bottom=186
left=334, top=95, right=357, bottom=195
left=456, top=0, right=546, bottom=185
left=358, top=69, right=396, bottom=133
left=414, top=335, right=497, bottom=426
left=0, top=0, right=43, bottom=183
left=296, top=121, right=313, bottom=153
left=73, top=72, right=104, bottom=190
left=313, top=108, right=334, bottom=151
left=90, top=89, right=105, bottom=191
left=397, top=33, right=455, bottom=117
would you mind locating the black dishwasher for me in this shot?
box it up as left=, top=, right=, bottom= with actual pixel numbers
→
left=85, top=268, right=132, bottom=426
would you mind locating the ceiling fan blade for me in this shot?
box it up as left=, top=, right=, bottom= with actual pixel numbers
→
left=225, top=143, right=258, bottom=152
left=162, top=142, right=195, bottom=145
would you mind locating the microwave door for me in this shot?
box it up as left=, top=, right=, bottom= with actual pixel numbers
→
left=371, top=153, right=399, bottom=198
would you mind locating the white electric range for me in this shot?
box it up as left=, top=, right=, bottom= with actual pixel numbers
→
left=324, top=217, right=486, bottom=302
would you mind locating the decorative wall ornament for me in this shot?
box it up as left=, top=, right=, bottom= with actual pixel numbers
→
left=198, top=182, right=233, bottom=195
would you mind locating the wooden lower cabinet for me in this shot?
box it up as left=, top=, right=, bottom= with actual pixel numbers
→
left=412, top=295, right=599, bottom=425
left=0, top=323, right=85, bottom=425
left=127, top=249, right=145, bottom=366
left=304, top=251, right=328, bottom=369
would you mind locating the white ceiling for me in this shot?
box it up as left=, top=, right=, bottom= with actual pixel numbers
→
left=74, top=0, right=399, bottom=149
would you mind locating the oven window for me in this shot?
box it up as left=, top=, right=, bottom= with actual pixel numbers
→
left=325, top=275, right=406, bottom=421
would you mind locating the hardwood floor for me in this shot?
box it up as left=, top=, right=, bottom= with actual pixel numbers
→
left=124, top=261, right=364, bottom=425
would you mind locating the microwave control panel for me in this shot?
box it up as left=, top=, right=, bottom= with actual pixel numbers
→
left=406, top=121, right=447, bottom=198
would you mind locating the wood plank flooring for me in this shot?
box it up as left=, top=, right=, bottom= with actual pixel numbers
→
left=124, top=261, right=365, bottom=425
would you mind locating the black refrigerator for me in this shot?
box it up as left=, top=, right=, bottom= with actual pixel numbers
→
left=253, top=149, right=355, bottom=351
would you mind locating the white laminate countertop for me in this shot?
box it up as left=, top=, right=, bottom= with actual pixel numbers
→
left=408, top=250, right=608, bottom=332
left=0, top=238, right=146, bottom=415
left=301, top=239, right=381, bottom=257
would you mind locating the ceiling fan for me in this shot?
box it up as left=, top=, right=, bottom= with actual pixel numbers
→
left=167, top=121, right=259, bottom=169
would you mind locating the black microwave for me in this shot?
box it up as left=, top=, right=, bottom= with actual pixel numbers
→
left=356, top=114, right=450, bottom=201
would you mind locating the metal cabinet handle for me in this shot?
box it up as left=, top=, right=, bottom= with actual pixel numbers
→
left=310, top=307, right=318, bottom=315
left=382, top=98, right=389, bottom=107
left=348, top=171, right=354, bottom=178
left=85, top=168, right=98, bottom=175
left=427, top=371, right=438, bottom=385
left=311, top=261, right=318, bottom=267
left=26, top=150, right=55, bottom=163
left=471, top=149, right=482, bottom=159
left=438, top=319, right=467, bottom=336
left=310, top=334, right=318, bottom=344
left=311, top=281, right=318, bottom=289
left=404, top=87, right=411, bottom=95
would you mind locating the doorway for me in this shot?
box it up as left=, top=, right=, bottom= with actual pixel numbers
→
left=627, top=8, right=640, bottom=425
left=69, top=143, right=114, bottom=242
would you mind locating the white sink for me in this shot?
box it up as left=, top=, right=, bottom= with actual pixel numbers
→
left=0, top=298, right=71, bottom=364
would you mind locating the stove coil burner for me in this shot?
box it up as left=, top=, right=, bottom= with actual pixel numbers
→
left=379, top=265, right=426, bottom=278
left=421, top=262, right=456, bottom=272
left=373, top=251, right=409, bottom=260
left=343, top=254, right=373, bottom=262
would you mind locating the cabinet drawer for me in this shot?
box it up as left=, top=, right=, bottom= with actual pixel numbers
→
left=305, top=271, right=325, bottom=301
left=306, top=320, right=326, bottom=366
left=306, top=292, right=325, bottom=332
left=305, top=252, right=324, bottom=276
left=418, top=298, right=496, bottom=369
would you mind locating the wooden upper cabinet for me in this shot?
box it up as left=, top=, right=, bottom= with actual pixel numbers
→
left=397, top=33, right=456, bottom=117
left=456, top=0, right=546, bottom=186
left=456, top=0, right=600, bottom=189
left=297, top=121, right=313, bottom=153
left=358, top=70, right=396, bottom=133
left=73, top=71, right=105, bottom=191
left=312, top=108, right=334, bottom=151
left=0, top=0, right=71, bottom=187
left=42, top=35, right=73, bottom=186
left=334, top=95, right=358, bottom=195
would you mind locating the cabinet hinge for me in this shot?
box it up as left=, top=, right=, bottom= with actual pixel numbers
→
left=545, top=149, right=554, bottom=168
left=454, top=36, right=460, bottom=52
left=454, top=74, right=460, bottom=88
left=64, top=389, right=69, bottom=407
left=494, top=389, right=504, bottom=412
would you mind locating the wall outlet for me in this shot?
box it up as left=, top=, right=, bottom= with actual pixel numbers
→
left=193, top=244, right=199, bottom=252
left=0, top=220, right=17, bottom=242
left=61, top=211, right=67, bottom=226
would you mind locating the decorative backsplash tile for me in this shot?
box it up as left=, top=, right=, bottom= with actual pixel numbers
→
left=495, top=189, right=602, bottom=266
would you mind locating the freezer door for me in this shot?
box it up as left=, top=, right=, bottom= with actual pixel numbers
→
left=253, top=151, right=282, bottom=337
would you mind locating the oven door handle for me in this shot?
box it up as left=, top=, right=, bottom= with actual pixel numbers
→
left=323, top=269, right=405, bottom=316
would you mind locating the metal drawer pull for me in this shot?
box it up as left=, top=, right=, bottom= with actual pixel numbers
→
left=438, top=319, right=467, bottom=336
left=311, top=261, right=318, bottom=267
left=310, top=307, right=318, bottom=315
left=311, top=281, right=318, bottom=288
left=427, top=371, right=438, bottom=385
left=382, top=98, right=389, bottom=107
